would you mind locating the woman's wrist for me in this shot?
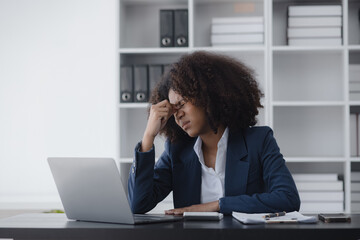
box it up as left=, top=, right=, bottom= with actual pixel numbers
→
left=208, top=200, right=220, bottom=212
left=140, top=133, right=155, bottom=152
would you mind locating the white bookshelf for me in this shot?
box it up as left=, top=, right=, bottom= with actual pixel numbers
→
left=118, top=0, right=360, bottom=213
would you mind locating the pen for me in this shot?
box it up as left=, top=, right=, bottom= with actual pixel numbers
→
left=263, top=211, right=286, bottom=219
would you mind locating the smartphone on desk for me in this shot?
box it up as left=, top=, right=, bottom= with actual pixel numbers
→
left=318, top=213, right=351, bottom=223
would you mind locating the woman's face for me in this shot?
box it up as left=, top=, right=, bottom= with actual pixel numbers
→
left=168, top=89, right=211, bottom=137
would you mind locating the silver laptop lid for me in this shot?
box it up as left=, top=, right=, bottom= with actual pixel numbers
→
left=48, top=157, right=134, bottom=224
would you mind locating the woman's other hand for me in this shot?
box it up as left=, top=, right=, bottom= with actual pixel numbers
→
left=164, top=200, right=220, bottom=215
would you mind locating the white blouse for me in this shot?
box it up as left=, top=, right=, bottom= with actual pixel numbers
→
left=193, top=127, right=229, bottom=204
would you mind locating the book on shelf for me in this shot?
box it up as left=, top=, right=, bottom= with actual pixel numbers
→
left=299, top=191, right=344, bottom=202
left=350, top=92, right=360, bottom=101
left=349, top=64, right=360, bottom=72
left=292, top=173, right=338, bottom=182
left=350, top=82, right=360, bottom=92
left=211, top=16, right=263, bottom=24
left=288, top=38, right=342, bottom=46
left=300, top=202, right=343, bottom=213
left=287, top=27, right=341, bottom=38
left=352, top=172, right=360, bottom=181
left=288, top=5, right=342, bottom=17
left=352, top=193, right=360, bottom=202
left=352, top=183, right=360, bottom=192
left=352, top=202, right=360, bottom=212
left=211, top=33, right=263, bottom=45
left=295, top=181, right=343, bottom=191
left=288, top=16, right=342, bottom=27
left=211, top=23, right=264, bottom=34
left=350, top=114, right=359, bottom=157
left=349, top=64, right=360, bottom=82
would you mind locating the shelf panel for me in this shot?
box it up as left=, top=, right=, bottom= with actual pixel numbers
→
left=272, top=46, right=344, bottom=53
left=349, top=45, right=360, bottom=51
left=119, top=48, right=191, bottom=54
left=273, top=51, right=344, bottom=102
left=119, top=1, right=188, bottom=48
left=119, top=103, right=149, bottom=109
left=193, top=1, right=264, bottom=47
left=194, top=46, right=265, bottom=53
left=121, top=0, right=187, bottom=4
left=351, top=158, right=360, bottom=162
left=119, top=46, right=266, bottom=54
left=272, top=101, right=345, bottom=106
left=285, top=157, right=346, bottom=163
left=273, top=106, right=345, bottom=157
left=349, top=101, right=360, bottom=106
left=195, top=0, right=263, bottom=3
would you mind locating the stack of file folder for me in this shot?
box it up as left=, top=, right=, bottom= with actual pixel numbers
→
left=350, top=106, right=360, bottom=157
left=287, top=5, right=342, bottom=46
left=349, top=64, right=360, bottom=101
left=160, top=9, right=188, bottom=47
left=352, top=172, right=360, bottom=212
left=120, top=64, right=168, bottom=103
left=292, top=173, right=344, bottom=213
left=210, top=16, right=264, bottom=46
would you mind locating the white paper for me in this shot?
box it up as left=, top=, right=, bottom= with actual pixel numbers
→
left=232, top=211, right=317, bottom=224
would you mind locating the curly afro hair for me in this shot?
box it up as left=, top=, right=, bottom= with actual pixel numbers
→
left=150, top=51, right=263, bottom=142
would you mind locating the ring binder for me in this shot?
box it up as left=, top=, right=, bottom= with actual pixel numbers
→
left=133, top=65, right=148, bottom=102
left=160, top=10, right=174, bottom=47
left=120, top=65, right=133, bottom=103
left=148, top=65, right=163, bottom=94
left=174, top=9, right=188, bottom=47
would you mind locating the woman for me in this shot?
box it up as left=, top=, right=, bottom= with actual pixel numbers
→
left=128, top=51, right=300, bottom=215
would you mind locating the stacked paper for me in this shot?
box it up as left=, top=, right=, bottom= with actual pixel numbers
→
left=287, top=5, right=342, bottom=46
left=350, top=64, right=360, bottom=101
left=210, top=16, right=264, bottom=46
left=292, top=173, right=344, bottom=213
left=352, top=172, right=360, bottom=212
left=232, top=211, right=317, bottom=224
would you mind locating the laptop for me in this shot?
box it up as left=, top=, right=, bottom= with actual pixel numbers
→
left=47, top=157, right=182, bottom=224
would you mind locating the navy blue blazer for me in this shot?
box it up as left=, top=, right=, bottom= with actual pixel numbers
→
left=128, top=126, right=300, bottom=214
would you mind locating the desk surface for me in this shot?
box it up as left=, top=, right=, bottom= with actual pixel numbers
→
left=0, top=213, right=360, bottom=240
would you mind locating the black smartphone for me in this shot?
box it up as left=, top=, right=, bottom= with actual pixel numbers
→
left=318, top=213, right=351, bottom=223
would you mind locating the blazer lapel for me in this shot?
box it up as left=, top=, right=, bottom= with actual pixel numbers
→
left=173, top=139, right=201, bottom=208
left=185, top=149, right=201, bottom=205
left=225, top=130, right=249, bottom=196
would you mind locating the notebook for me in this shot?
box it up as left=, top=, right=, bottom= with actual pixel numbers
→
left=48, top=157, right=182, bottom=224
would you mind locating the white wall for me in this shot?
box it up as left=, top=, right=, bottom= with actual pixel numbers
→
left=0, top=0, right=117, bottom=209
